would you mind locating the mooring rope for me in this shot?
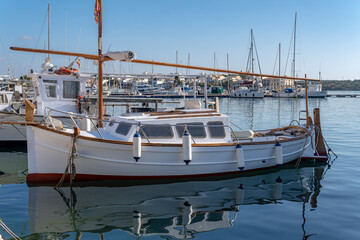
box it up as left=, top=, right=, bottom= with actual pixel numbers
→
left=54, top=129, right=79, bottom=188
left=295, top=126, right=313, bottom=169
left=0, top=219, right=21, bottom=240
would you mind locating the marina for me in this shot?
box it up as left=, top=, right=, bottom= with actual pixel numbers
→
left=0, top=94, right=359, bottom=239
left=1, top=0, right=360, bottom=239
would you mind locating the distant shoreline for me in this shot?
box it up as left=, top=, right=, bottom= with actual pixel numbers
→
left=322, top=80, right=360, bottom=91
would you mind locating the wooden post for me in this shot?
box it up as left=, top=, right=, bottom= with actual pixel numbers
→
left=305, top=74, right=309, bottom=128
left=25, top=99, right=36, bottom=122
left=313, top=108, right=327, bottom=158
left=73, top=127, right=80, bottom=137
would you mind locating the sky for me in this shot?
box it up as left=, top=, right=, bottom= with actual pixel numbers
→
left=0, top=0, right=360, bottom=80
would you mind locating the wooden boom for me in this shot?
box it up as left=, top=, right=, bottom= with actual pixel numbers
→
left=10, top=46, right=319, bottom=82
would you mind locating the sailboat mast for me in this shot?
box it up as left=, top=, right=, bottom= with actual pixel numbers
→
left=47, top=3, right=50, bottom=59
left=251, top=29, right=254, bottom=89
left=98, top=0, right=104, bottom=127
left=227, top=53, right=230, bottom=92
left=251, top=29, right=254, bottom=74
left=278, top=43, right=281, bottom=90
left=292, top=12, right=297, bottom=78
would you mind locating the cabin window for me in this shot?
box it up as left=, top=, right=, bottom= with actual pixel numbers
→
left=208, top=121, right=226, bottom=138
left=0, top=95, right=8, bottom=104
left=43, top=80, right=57, bottom=84
left=63, top=81, right=80, bottom=99
left=140, top=124, right=174, bottom=139
left=115, top=122, right=132, bottom=135
left=176, top=122, right=206, bottom=138
left=45, top=85, right=57, bottom=98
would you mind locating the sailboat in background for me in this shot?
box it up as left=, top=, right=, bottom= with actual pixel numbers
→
left=231, top=29, right=264, bottom=98
left=273, top=13, right=298, bottom=98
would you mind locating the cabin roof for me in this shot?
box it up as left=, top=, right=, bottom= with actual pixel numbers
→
left=110, top=109, right=223, bottom=122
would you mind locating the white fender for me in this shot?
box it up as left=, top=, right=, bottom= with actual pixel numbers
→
left=235, top=184, right=244, bottom=205
left=275, top=142, right=283, bottom=166
left=236, top=144, right=245, bottom=170
left=182, top=130, right=192, bottom=165
left=133, top=132, right=141, bottom=161
left=132, top=210, right=142, bottom=236
left=182, top=201, right=193, bottom=226
left=273, top=176, right=283, bottom=199
left=80, top=118, right=92, bottom=131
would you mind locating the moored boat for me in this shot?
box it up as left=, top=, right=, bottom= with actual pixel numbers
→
left=25, top=102, right=325, bottom=184
left=6, top=0, right=327, bottom=185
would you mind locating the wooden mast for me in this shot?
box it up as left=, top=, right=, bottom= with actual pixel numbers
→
left=9, top=47, right=321, bottom=82
left=98, top=0, right=103, bottom=127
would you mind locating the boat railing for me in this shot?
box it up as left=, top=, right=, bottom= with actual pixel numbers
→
left=43, top=107, right=240, bottom=143
left=44, top=107, right=104, bottom=139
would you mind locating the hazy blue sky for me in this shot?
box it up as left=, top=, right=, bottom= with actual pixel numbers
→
left=0, top=0, right=359, bottom=80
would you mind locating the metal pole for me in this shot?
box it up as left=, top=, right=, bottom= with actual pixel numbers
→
left=204, top=76, right=208, bottom=108
left=193, top=77, right=196, bottom=99
left=305, top=74, right=309, bottom=128
left=98, top=0, right=104, bottom=127
left=227, top=53, right=230, bottom=93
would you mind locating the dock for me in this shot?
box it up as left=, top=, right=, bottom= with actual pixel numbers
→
left=326, top=93, right=360, bottom=98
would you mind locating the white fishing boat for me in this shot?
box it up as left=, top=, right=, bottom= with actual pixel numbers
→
left=0, top=4, right=94, bottom=145
left=7, top=1, right=327, bottom=184
left=24, top=101, right=327, bottom=184
left=0, top=60, right=91, bottom=145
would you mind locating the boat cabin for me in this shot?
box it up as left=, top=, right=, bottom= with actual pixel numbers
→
left=28, top=70, right=90, bottom=116
left=0, top=91, right=14, bottom=111
left=104, top=109, right=232, bottom=143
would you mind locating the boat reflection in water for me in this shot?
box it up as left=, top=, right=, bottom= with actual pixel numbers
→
left=28, top=164, right=325, bottom=239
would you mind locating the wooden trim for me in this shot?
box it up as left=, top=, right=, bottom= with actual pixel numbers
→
left=32, top=124, right=309, bottom=147
left=157, top=113, right=221, bottom=119
left=149, top=110, right=217, bottom=116
left=1, top=121, right=41, bottom=125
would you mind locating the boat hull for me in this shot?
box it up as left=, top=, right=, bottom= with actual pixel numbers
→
left=231, top=91, right=264, bottom=98
left=26, top=125, right=313, bottom=184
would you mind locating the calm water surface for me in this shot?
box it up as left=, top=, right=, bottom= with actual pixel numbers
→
left=0, top=92, right=359, bottom=240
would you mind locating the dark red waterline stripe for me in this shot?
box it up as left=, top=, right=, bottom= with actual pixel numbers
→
left=26, top=156, right=327, bottom=184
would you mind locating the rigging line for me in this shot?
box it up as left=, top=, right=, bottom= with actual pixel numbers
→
left=0, top=37, right=12, bottom=71
left=283, top=28, right=294, bottom=76
left=253, top=34, right=262, bottom=75
left=243, top=34, right=251, bottom=72
left=30, top=7, right=48, bottom=70
left=272, top=47, right=279, bottom=75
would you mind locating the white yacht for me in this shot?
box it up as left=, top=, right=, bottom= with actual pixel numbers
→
left=297, top=83, right=327, bottom=98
